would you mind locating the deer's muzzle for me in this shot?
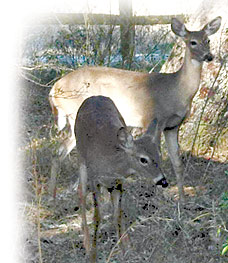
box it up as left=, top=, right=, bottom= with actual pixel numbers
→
left=154, top=174, right=168, bottom=188
left=204, top=53, right=213, bottom=62
left=156, top=177, right=168, bottom=188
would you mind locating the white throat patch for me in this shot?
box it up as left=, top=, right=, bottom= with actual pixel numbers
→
left=191, top=59, right=201, bottom=67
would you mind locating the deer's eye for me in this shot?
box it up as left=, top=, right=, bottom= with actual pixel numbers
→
left=190, top=40, right=197, bottom=46
left=207, top=39, right=210, bottom=44
left=139, top=157, right=149, bottom=165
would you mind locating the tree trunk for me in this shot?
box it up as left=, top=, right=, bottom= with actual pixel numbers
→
left=119, top=0, right=135, bottom=69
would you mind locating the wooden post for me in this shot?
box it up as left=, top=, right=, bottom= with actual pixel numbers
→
left=119, top=0, right=135, bottom=69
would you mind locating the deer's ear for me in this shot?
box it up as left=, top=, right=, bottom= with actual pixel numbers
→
left=171, top=18, right=188, bottom=38
left=117, top=127, right=134, bottom=149
left=203, top=16, right=222, bottom=36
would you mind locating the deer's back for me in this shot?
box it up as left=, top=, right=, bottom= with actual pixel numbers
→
left=75, top=96, right=126, bottom=159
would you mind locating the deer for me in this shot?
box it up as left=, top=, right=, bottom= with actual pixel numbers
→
left=49, top=17, right=221, bottom=200
left=76, top=95, right=168, bottom=262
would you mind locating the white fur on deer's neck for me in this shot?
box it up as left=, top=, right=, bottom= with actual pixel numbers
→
left=191, top=59, right=201, bottom=68
left=178, top=48, right=203, bottom=102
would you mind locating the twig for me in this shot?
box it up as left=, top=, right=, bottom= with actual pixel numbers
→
left=20, top=72, right=51, bottom=88
left=32, top=142, right=43, bottom=263
left=190, top=212, right=211, bottom=223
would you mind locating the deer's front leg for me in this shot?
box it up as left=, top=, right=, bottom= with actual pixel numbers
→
left=90, top=189, right=101, bottom=263
left=110, top=183, right=129, bottom=252
left=164, top=126, right=185, bottom=201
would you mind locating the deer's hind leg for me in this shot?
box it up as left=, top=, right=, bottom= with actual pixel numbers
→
left=78, top=162, right=91, bottom=255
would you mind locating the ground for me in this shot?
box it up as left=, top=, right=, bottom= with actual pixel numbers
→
left=19, top=79, right=228, bottom=263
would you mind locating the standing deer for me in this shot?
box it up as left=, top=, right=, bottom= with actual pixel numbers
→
left=49, top=17, right=221, bottom=200
left=76, top=95, right=168, bottom=262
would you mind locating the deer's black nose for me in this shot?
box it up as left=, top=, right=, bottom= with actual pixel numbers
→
left=156, top=177, right=168, bottom=188
left=204, top=54, right=213, bottom=62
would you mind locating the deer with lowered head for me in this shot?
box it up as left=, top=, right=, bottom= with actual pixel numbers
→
left=49, top=16, right=221, bottom=200
left=76, top=95, right=168, bottom=262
